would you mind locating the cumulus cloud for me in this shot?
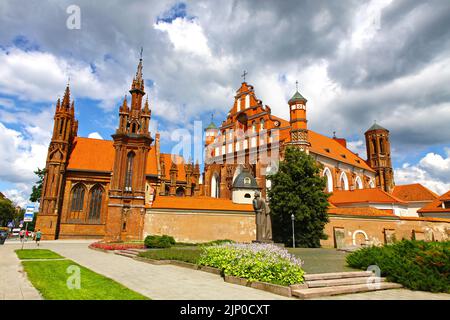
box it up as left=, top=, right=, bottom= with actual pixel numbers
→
left=395, top=150, right=450, bottom=195
left=87, top=132, right=103, bottom=140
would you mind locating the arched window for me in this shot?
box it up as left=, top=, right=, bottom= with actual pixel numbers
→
left=260, top=119, right=265, bottom=130
left=355, top=176, right=363, bottom=190
left=125, top=152, right=135, bottom=191
left=176, top=187, right=185, bottom=197
left=369, top=179, right=375, bottom=188
left=265, top=166, right=273, bottom=191
left=211, top=173, right=220, bottom=198
left=245, top=95, right=250, bottom=109
left=236, top=98, right=241, bottom=112
left=340, top=172, right=349, bottom=191
left=371, top=138, right=377, bottom=154
left=323, top=167, right=333, bottom=193
left=88, top=185, right=103, bottom=222
left=71, top=184, right=85, bottom=212
left=379, top=138, right=385, bottom=153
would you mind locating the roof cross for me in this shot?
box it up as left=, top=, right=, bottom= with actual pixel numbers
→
left=296, top=80, right=299, bottom=92
left=241, top=70, right=248, bottom=82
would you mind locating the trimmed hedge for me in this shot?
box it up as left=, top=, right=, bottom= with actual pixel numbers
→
left=144, top=235, right=176, bottom=248
left=346, top=240, right=450, bottom=293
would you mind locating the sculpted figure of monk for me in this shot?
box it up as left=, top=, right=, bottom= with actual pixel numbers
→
left=252, top=191, right=273, bottom=242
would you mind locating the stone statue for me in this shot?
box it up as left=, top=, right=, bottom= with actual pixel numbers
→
left=252, top=190, right=272, bottom=242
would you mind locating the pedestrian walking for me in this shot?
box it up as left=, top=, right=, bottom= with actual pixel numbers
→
left=35, top=229, right=42, bottom=247
left=19, top=229, right=25, bottom=243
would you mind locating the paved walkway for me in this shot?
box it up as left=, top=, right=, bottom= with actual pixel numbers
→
left=2, top=240, right=449, bottom=300
left=0, top=242, right=42, bottom=300
left=1, top=240, right=291, bottom=300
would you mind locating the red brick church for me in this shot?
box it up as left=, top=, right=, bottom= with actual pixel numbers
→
left=35, top=58, right=449, bottom=246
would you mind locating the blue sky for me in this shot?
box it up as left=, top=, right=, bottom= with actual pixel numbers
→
left=0, top=0, right=450, bottom=206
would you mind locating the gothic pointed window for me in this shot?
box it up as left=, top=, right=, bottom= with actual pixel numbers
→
left=70, top=184, right=85, bottom=219
left=88, top=185, right=103, bottom=223
left=125, top=152, right=135, bottom=191
left=71, top=184, right=85, bottom=211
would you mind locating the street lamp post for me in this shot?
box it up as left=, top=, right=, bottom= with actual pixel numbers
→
left=291, top=214, right=295, bottom=248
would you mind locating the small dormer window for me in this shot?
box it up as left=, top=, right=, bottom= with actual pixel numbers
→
left=324, top=148, right=330, bottom=153
left=244, top=177, right=251, bottom=185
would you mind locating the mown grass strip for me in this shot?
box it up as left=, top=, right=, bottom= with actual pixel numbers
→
left=17, top=249, right=149, bottom=300
left=138, top=248, right=202, bottom=264
left=15, top=249, right=64, bottom=260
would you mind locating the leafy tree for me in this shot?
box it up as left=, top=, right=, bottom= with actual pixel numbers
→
left=267, top=146, right=330, bottom=248
left=29, top=168, right=45, bottom=203
left=0, top=198, right=17, bottom=227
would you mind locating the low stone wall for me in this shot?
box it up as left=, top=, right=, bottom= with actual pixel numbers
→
left=321, top=215, right=450, bottom=248
left=145, top=208, right=256, bottom=243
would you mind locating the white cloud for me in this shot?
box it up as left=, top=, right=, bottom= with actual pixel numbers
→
left=87, top=132, right=103, bottom=140
left=3, top=183, right=31, bottom=207
left=395, top=149, right=450, bottom=195
left=347, top=140, right=367, bottom=159
left=154, top=17, right=211, bottom=57
left=0, top=47, right=125, bottom=107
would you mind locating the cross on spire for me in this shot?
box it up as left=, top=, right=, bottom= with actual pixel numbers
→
left=140, top=46, right=143, bottom=60
left=241, top=70, right=248, bottom=82
left=296, top=80, right=299, bottom=92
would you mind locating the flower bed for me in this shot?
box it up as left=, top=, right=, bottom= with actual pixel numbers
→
left=89, top=241, right=145, bottom=251
left=198, top=243, right=304, bottom=286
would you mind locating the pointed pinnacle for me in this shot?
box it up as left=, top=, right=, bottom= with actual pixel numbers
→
left=62, top=85, right=71, bottom=109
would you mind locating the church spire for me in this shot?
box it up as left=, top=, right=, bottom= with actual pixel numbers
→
left=131, top=48, right=144, bottom=93
left=61, top=84, right=71, bottom=109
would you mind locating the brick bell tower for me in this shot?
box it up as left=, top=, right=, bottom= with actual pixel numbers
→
left=36, top=84, right=78, bottom=239
left=287, top=82, right=310, bottom=152
left=105, top=53, right=153, bottom=241
left=365, top=122, right=394, bottom=193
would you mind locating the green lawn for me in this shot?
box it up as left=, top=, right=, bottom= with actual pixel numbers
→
left=17, top=250, right=149, bottom=300
left=139, top=247, right=202, bottom=264
left=15, top=249, right=64, bottom=260
left=288, top=248, right=358, bottom=274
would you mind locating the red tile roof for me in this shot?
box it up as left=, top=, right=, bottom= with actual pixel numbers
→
left=149, top=196, right=254, bottom=212
left=278, top=128, right=375, bottom=172
left=329, top=188, right=407, bottom=205
left=67, top=137, right=115, bottom=172
left=417, top=190, right=450, bottom=214
left=67, top=137, right=187, bottom=181
left=328, top=207, right=397, bottom=217
left=392, top=184, right=439, bottom=202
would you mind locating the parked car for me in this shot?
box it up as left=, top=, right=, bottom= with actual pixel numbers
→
left=0, top=228, right=8, bottom=244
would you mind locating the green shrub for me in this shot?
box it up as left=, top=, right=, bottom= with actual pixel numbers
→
left=198, top=243, right=304, bottom=286
left=346, top=240, right=450, bottom=293
left=144, top=235, right=176, bottom=248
